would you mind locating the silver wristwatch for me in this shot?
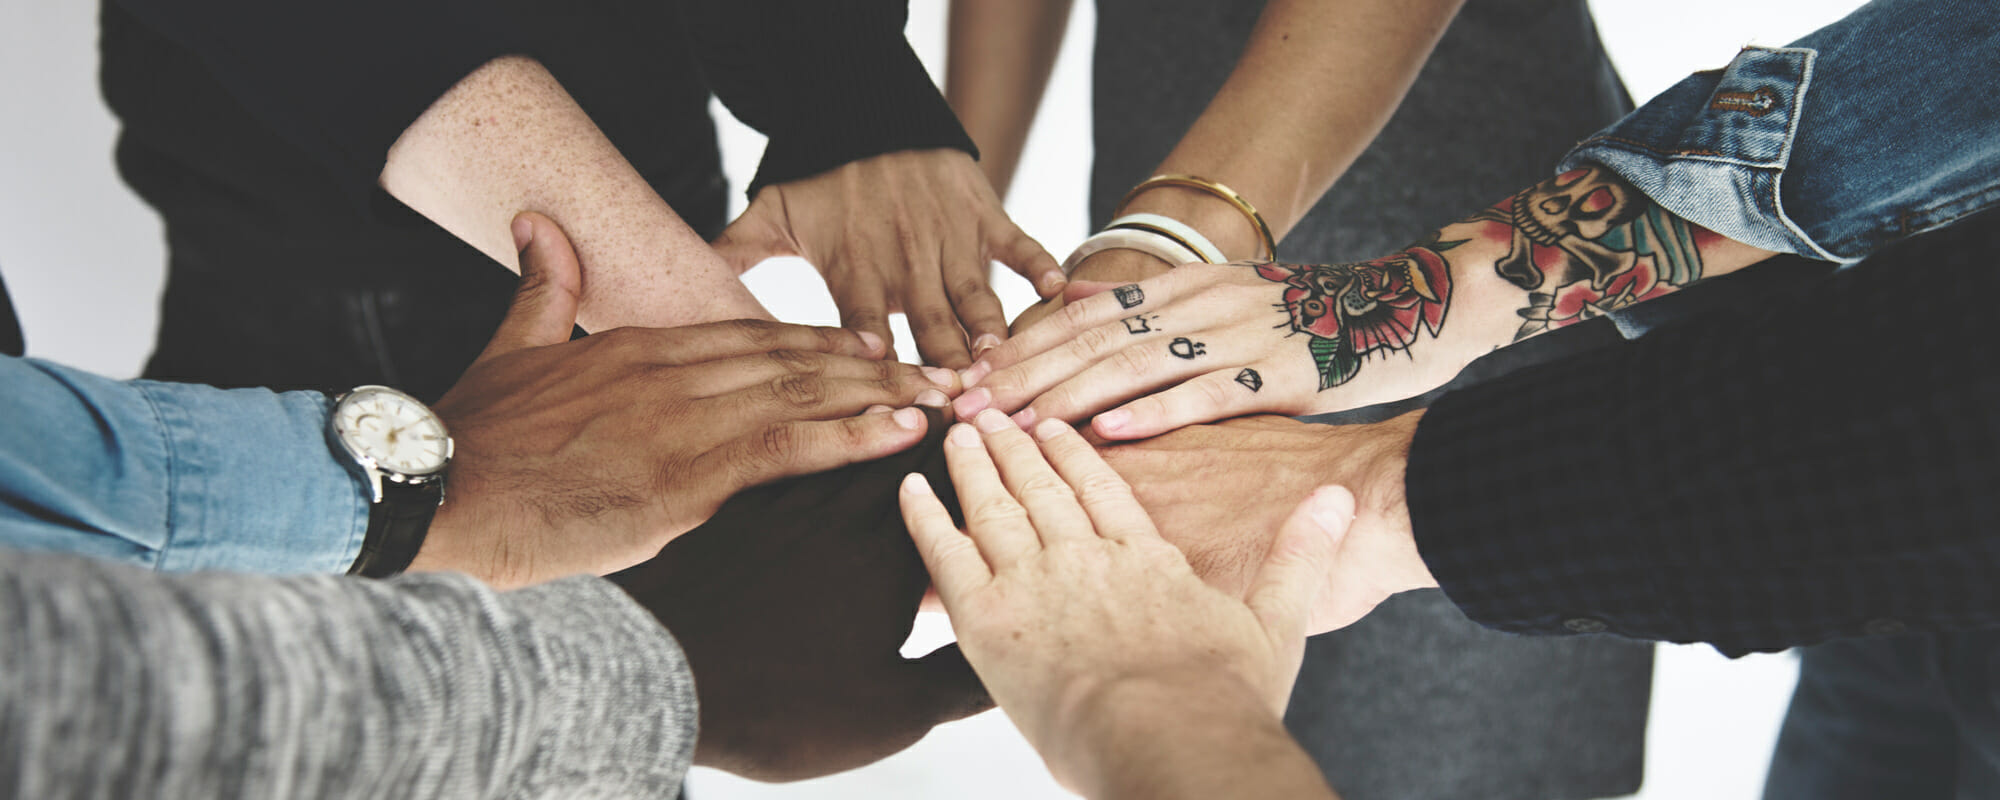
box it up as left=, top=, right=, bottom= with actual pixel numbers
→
left=326, top=385, right=453, bottom=577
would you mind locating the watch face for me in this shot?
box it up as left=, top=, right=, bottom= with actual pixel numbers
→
left=333, top=387, right=450, bottom=477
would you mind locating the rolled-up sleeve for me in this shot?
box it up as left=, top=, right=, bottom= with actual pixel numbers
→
left=0, top=356, right=367, bottom=574
left=1559, top=0, right=2000, bottom=262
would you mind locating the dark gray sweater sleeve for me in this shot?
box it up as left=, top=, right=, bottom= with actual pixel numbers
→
left=0, top=550, right=697, bottom=798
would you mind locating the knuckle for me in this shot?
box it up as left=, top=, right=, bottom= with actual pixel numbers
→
left=771, top=373, right=828, bottom=409
left=766, top=349, right=818, bottom=373
left=1109, top=344, right=1157, bottom=377
left=966, top=496, right=1029, bottom=528
left=1014, top=472, right=1077, bottom=502
left=1073, top=471, right=1135, bottom=504
left=1069, top=323, right=1116, bottom=359
left=950, top=275, right=993, bottom=302
left=1055, top=299, right=1094, bottom=334
left=755, top=422, right=803, bottom=464
left=1193, top=376, right=1236, bottom=413
left=723, top=318, right=780, bottom=351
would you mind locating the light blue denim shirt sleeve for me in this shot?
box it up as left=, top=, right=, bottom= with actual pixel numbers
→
left=0, top=355, right=368, bottom=574
left=1560, top=0, right=2000, bottom=263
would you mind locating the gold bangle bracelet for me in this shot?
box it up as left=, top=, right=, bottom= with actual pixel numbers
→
left=1117, top=173, right=1278, bottom=261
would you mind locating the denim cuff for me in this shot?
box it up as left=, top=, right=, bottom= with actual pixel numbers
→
left=136, top=384, right=369, bottom=574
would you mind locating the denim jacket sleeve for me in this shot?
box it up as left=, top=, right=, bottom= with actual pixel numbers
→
left=0, top=356, right=368, bottom=574
left=1559, top=0, right=2000, bottom=263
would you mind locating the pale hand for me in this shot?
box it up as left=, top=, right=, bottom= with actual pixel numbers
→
left=898, top=407, right=1352, bottom=789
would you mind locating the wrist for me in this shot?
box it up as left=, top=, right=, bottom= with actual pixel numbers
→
left=1051, top=670, right=1307, bottom=798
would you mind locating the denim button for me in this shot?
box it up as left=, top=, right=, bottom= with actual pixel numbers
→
left=1863, top=618, right=1908, bottom=636
left=1563, top=617, right=1609, bottom=634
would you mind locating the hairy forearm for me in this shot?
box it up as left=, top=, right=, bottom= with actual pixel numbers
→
left=1051, top=673, right=1337, bottom=800
left=944, top=0, right=1074, bottom=197
left=381, top=56, right=769, bottom=332
left=1258, top=166, right=1775, bottom=410
left=1120, top=0, right=1463, bottom=260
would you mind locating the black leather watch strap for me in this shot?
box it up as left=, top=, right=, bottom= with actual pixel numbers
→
left=349, top=480, right=442, bottom=578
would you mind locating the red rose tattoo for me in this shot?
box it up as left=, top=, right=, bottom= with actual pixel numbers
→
left=1254, top=234, right=1460, bottom=389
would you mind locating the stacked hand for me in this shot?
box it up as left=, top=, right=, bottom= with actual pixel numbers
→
left=714, top=149, right=1065, bottom=368
left=898, top=407, right=1352, bottom=788
left=417, top=212, right=959, bottom=588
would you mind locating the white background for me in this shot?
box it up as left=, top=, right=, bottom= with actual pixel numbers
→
left=0, top=1, right=1864, bottom=797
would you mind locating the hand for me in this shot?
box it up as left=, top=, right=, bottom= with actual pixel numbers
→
left=959, top=235, right=1500, bottom=439
left=611, top=409, right=991, bottom=781
left=1095, top=413, right=1436, bottom=634
left=897, top=408, right=1350, bottom=787
left=712, top=149, right=1065, bottom=369
left=417, top=212, right=958, bottom=588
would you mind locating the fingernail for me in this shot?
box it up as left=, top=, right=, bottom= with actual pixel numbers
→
left=948, top=423, right=981, bottom=447
left=952, top=387, right=991, bottom=420
left=1033, top=418, right=1071, bottom=441
left=510, top=216, right=534, bottom=252
left=1309, top=488, right=1357, bottom=537
left=857, top=330, right=886, bottom=356
left=865, top=404, right=893, bottom=415
left=1011, top=407, right=1037, bottom=428
left=1094, top=409, right=1131, bottom=433
left=972, top=334, right=1002, bottom=359
left=893, top=407, right=925, bottom=431
left=974, top=407, right=1013, bottom=433
left=961, top=361, right=992, bottom=388
left=915, top=389, right=949, bottom=408
left=1039, top=271, right=1067, bottom=296
left=902, top=472, right=932, bottom=495
left=923, top=367, right=957, bottom=388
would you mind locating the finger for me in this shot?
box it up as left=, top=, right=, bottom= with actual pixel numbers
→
left=943, top=244, right=1009, bottom=363
left=900, top=472, right=992, bottom=605
left=698, top=407, right=930, bottom=491
left=972, top=268, right=1198, bottom=378
left=1004, top=323, right=1225, bottom=429
left=942, top=422, right=1040, bottom=570
left=723, top=370, right=951, bottom=422
left=1245, top=486, right=1353, bottom=656
left=835, top=274, right=899, bottom=364
left=908, top=261, right=975, bottom=370
left=1088, top=365, right=1290, bottom=440
left=649, top=319, right=884, bottom=365
left=1061, top=279, right=1128, bottom=306
left=970, top=409, right=1095, bottom=545
left=678, top=349, right=953, bottom=402
left=899, top=643, right=996, bottom=724
left=475, top=211, right=583, bottom=363
left=992, top=222, right=1066, bottom=299
left=1028, top=417, right=1158, bottom=543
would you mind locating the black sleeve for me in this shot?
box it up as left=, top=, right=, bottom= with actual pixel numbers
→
left=108, top=0, right=528, bottom=207
left=679, top=0, right=977, bottom=197
left=1404, top=212, right=2000, bottom=657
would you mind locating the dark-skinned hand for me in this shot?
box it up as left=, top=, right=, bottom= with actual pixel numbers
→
left=418, top=212, right=958, bottom=589
left=609, top=408, right=992, bottom=781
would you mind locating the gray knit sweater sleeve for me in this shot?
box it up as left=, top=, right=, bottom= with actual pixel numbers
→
left=0, top=549, right=697, bottom=799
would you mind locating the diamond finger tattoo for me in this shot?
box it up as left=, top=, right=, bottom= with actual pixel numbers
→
left=1234, top=368, right=1262, bottom=392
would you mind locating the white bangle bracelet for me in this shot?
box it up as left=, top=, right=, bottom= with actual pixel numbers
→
left=1105, top=213, right=1228, bottom=264
left=1061, top=228, right=1205, bottom=276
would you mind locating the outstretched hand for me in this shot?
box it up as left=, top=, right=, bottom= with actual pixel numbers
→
left=417, top=212, right=957, bottom=588
left=899, top=407, right=1352, bottom=789
left=712, top=149, right=1065, bottom=369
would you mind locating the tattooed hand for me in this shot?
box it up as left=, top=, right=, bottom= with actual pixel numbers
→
left=956, top=165, right=1768, bottom=440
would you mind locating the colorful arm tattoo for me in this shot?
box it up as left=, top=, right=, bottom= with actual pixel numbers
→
left=1256, top=165, right=1714, bottom=391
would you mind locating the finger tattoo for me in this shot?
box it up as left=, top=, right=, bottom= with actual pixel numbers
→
left=1114, top=284, right=1145, bottom=309
left=1121, top=314, right=1160, bottom=335
left=1234, top=368, right=1263, bottom=392
left=1168, top=337, right=1207, bottom=359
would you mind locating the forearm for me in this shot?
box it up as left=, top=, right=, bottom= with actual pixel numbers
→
left=1052, top=673, right=1337, bottom=800
left=944, top=0, right=1074, bottom=197
left=1117, top=0, right=1463, bottom=260
left=1264, top=166, right=1775, bottom=412
left=0, top=550, right=696, bottom=798
left=1406, top=210, right=2000, bottom=655
left=381, top=56, right=769, bottom=332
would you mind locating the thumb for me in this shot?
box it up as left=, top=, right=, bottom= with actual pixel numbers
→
left=1244, top=486, right=1354, bottom=647
left=476, top=211, right=582, bottom=363
left=900, top=643, right=996, bottom=724
left=710, top=191, right=797, bottom=275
